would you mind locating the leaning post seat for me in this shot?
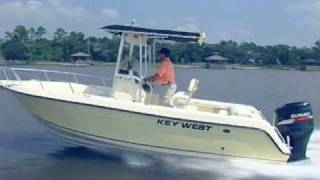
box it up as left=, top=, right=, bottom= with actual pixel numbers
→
left=170, top=79, right=199, bottom=108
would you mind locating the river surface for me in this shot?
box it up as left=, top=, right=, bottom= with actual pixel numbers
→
left=0, top=65, right=319, bottom=180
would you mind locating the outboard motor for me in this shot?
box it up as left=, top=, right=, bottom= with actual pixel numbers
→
left=275, top=102, right=314, bottom=161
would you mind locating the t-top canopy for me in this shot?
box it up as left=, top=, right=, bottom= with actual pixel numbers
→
left=101, top=25, right=205, bottom=44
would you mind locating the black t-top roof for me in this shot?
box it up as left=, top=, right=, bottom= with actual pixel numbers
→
left=101, top=25, right=205, bottom=43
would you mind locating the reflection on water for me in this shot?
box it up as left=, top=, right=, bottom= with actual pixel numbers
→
left=1, top=66, right=320, bottom=179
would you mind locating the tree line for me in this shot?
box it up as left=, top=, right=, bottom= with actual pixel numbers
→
left=1, top=25, right=319, bottom=65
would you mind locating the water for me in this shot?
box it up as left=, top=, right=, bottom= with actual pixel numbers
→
left=0, top=66, right=319, bottom=180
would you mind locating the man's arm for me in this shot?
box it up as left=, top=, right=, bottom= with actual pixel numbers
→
left=144, top=61, right=166, bottom=82
left=144, top=74, right=159, bottom=82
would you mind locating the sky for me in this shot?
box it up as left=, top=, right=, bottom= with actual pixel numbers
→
left=0, top=0, right=319, bottom=47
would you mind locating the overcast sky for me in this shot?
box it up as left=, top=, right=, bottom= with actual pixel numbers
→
left=0, top=0, right=319, bottom=47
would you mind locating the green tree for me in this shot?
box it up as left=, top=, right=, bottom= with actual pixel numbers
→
left=1, top=24, right=320, bottom=65
left=35, top=26, right=46, bottom=40
left=52, top=28, right=68, bottom=61
left=27, top=26, right=49, bottom=60
left=315, top=40, right=320, bottom=48
left=2, top=25, right=29, bottom=60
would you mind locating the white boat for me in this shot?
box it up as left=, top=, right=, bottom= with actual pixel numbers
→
left=0, top=25, right=314, bottom=162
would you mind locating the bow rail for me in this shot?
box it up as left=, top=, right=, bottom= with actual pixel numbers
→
left=0, top=68, right=112, bottom=93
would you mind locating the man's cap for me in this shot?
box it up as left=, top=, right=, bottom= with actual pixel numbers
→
left=158, top=47, right=170, bottom=56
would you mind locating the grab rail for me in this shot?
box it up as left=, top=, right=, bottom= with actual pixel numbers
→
left=0, top=68, right=112, bottom=93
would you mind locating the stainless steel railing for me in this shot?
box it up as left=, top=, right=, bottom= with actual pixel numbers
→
left=0, top=68, right=112, bottom=93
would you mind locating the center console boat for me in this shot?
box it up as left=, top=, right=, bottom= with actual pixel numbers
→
left=0, top=25, right=314, bottom=162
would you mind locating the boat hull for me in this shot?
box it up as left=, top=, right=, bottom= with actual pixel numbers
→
left=12, top=91, right=290, bottom=162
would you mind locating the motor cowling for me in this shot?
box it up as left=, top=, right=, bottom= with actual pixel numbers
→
left=275, top=102, right=314, bottom=161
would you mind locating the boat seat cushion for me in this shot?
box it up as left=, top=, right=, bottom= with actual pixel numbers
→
left=169, top=92, right=189, bottom=108
left=170, top=78, right=199, bottom=108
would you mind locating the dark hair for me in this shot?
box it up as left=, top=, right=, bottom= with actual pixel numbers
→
left=158, top=47, right=170, bottom=57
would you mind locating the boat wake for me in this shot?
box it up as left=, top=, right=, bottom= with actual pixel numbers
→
left=1, top=129, right=319, bottom=179
left=119, top=131, right=320, bottom=179
left=159, top=130, right=320, bottom=179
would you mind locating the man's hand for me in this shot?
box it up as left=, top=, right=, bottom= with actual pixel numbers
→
left=144, top=74, right=157, bottom=82
left=143, top=76, right=153, bottom=82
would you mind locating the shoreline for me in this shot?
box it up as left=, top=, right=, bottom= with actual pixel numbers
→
left=0, top=60, right=116, bottom=67
left=0, top=60, right=319, bottom=71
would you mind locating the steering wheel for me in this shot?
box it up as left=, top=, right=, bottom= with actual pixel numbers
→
left=142, top=80, right=153, bottom=92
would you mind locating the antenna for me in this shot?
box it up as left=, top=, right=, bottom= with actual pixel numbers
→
left=87, top=38, right=90, bottom=56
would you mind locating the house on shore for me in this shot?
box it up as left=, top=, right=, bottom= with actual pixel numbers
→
left=71, top=52, right=92, bottom=66
left=204, top=53, right=228, bottom=69
left=300, top=59, right=320, bottom=71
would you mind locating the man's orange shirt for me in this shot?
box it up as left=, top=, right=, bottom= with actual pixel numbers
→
left=154, top=58, right=176, bottom=85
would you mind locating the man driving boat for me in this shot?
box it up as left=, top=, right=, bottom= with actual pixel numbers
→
left=145, top=48, right=177, bottom=105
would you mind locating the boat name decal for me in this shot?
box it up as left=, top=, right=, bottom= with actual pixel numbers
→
left=157, top=119, right=212, bottom=131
